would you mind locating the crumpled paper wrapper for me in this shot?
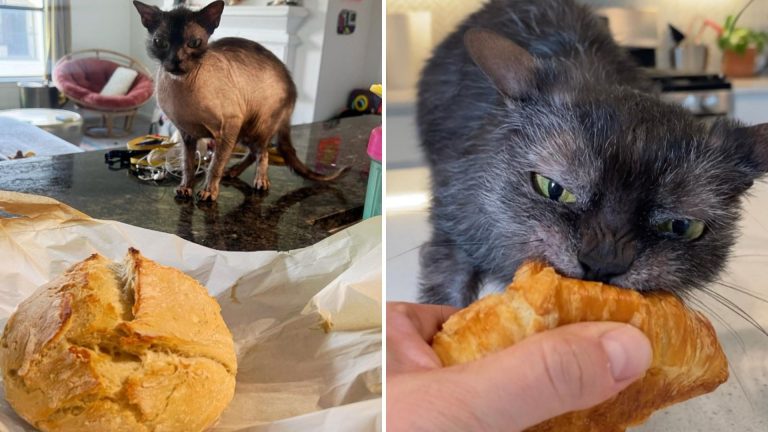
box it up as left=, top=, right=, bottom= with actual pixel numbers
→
left=0, top=191, right=382, bottom=431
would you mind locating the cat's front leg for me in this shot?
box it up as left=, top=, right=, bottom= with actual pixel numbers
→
left=253, top=146, right=271, bottom=190
left=419, top=231, right=481, bottom=307
left=198, top=129, right=239, bottom=201
left=176, top=132, right=198, bottom=199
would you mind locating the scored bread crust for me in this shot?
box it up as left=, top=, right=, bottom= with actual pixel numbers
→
left=432, top=261, right=728, bottom=432
left=0, top=249, right=237, bottom=432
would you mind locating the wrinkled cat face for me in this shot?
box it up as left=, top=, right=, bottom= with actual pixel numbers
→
left=133, top=0, right=223, bottom=75
left=470, top=91, right=761, bottom=293
left=453, top=29, right=768, bottom=294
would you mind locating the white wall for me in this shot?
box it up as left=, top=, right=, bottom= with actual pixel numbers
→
left=313, top=0, right=379, bottom=122
left=292, top=0, right=330, bottom=124
left=70, top=0, right=131, bottom=54
left=0, top=87, right=18, bottom=110
left=365, top=0, right=383, bottom=86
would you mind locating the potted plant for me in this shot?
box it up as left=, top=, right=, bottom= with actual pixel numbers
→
left=718, top=0, right=768, bottom=77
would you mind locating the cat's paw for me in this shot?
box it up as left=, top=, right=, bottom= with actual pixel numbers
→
left=196, top=186, right=219, bottom=201
left=253, top=174, right=271, bottom=190
left=196, top=190, right=215, bottom=201
left=175, top=186, right=194, bottom=199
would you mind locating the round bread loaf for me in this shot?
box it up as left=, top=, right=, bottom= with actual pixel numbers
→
left=0, top=249, right=237, bottom=432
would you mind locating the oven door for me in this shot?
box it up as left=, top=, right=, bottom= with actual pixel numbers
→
left=659, top=89, right=733, bottom=121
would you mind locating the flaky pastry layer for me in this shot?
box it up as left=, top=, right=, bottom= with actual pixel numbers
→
left=432, top=261, right=728, bottom=432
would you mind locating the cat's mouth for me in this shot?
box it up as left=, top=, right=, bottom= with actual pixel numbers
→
left=165, top=67, right=187, bottom=76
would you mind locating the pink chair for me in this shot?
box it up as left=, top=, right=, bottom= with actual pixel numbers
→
left=53, top=49, right=154, bottom=137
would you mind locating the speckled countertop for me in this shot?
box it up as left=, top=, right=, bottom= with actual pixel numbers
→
left=0, top=115, right=381, bottom=251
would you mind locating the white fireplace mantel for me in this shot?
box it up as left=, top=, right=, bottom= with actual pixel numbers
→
left=161, top=2, right=308, bottom=73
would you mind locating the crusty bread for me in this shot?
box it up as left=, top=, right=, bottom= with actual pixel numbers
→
left=432, top=261, right=728, bottom=432
left=0, top=249, right=237, bottom=432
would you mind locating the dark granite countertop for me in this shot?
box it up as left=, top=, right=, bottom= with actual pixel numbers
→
left=0, top=115, right=381, bottom=251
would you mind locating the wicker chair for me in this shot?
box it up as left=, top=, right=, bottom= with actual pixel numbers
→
left=53, top=49, right=154, bottom=138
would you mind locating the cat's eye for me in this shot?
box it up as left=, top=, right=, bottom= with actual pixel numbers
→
left=188, top=38, right=202, bottom=48
left=532, top=173, right=576, bottom=203
left=656, top=218, right=705, bottom=240
left=153, top=38, right=169, bottom=50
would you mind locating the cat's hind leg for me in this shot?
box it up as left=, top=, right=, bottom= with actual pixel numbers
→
left=224, top=142, right=256, bottom=179
left=253, top=142, right=271, bottom=190
left=241, top=128, right=274, bottom=191
left=419, top=231, right=481, bottom=307
left=176, top=132, right=198, bottom=199
left=197, top=125, right=240, bottom=201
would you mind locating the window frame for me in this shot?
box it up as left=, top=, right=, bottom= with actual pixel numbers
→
left=0, top=1, right=46, bottom=81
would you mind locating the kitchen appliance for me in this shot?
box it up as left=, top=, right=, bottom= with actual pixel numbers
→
left=671, top=44, right=708, bottom=73
left=649, top=71, right=733, bottom=119
left=598, top=7, right=732, bottom=119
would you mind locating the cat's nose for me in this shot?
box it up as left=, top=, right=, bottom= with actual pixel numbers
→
left=578, top=227, right=636, bottom=283
left=578, top=256, right=631, bottom=283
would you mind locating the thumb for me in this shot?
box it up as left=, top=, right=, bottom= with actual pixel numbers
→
left=464, top=322, right=652, bottom=431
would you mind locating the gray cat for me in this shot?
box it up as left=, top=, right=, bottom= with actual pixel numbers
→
left=417, top=0, right=768, bottom=307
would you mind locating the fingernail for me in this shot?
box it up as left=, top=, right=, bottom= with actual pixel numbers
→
left=600, top=325, right=652, bottom=381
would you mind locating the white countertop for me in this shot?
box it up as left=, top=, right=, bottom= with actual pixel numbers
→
left=387, top=166, right=768, bottom=431
left=730, top=76, right=768, bottom=94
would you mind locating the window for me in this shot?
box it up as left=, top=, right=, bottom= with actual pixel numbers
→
left=0, top=0, right=45, bottom=78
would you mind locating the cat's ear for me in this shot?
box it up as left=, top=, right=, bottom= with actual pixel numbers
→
left=737, top=123, right=768, bottom=173
left=195, top=0, right=225, bottom=34
left=133, top=1, right=162, bottom=32
left=463, top=28, right=536, bottom=99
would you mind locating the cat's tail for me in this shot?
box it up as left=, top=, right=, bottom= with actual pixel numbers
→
left=277, top=123, right=350, bottom=182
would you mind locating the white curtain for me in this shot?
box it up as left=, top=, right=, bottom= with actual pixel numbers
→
left=43, top=0, right=71, bottom=81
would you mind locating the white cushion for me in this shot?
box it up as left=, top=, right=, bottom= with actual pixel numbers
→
left=100, top=67, right=139, bottom=96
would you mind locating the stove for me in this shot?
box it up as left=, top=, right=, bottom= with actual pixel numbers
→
left=647, top=71, right=733, bottom=118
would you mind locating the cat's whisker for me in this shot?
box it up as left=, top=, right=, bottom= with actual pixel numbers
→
left=712, top=280, right=768, bottom=304
left=728, top=363, right=756, bottom=411
left=730, top=254, right=768, bottom=258
left=682, top=294, right=747, bottom=352
left=697, top=287, right=768, bottom=337
left=744, top=208, right=768, bottom=235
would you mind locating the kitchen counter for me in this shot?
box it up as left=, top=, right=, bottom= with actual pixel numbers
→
left=729, top=77, right=768, bottom=124
left=730, top=76, right=768, bottom=94
left=0, top=115, right=380, bottom=251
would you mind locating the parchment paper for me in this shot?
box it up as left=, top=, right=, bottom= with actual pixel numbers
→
left=0, top=191, right=382, bottom=432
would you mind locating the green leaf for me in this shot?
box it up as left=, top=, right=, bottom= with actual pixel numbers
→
left=725, top=14, right=735, bottom=32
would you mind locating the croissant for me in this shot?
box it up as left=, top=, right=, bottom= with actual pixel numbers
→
left=431, top=261, right=728, bottom=432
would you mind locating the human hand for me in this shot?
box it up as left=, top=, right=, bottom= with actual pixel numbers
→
left=386, top=302, right=653, bottom=432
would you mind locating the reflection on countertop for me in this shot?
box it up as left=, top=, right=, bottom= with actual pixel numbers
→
left=0, top=115, right=381, bottom=251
